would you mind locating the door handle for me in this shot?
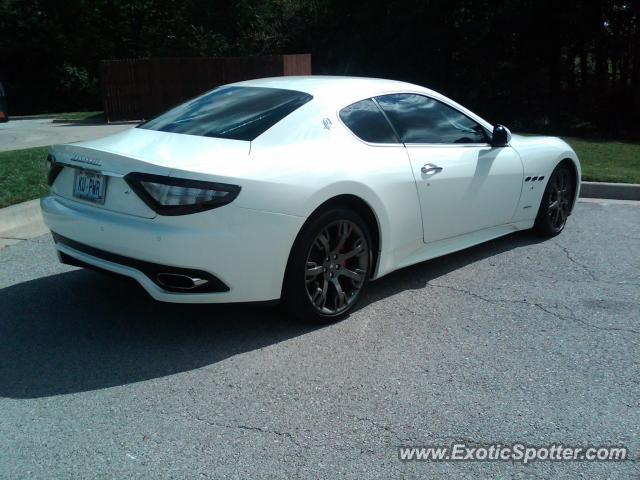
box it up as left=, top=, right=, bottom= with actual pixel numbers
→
left=421, top=163, right=443, bottom=174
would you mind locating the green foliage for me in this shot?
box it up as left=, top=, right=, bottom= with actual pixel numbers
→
left=55, top=63, right=99, bottom=98
left=0, top=147, right=50, bottom=209
left=234, top=0, right=318, bottom=54
left=566, top=138, right=640, bottom=184
left=53, top=111, right=104, bottom=122
left=186, top=25, right=230, bottom=56
left=0, top=0, right=638, bottom=138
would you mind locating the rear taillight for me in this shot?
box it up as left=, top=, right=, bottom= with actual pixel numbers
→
left=46, top=154, right=63, bottom=186
left=124, top=172, right=241, bottom=216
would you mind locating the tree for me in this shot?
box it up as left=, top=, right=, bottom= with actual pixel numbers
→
left=0, top=0, right=637, bottom=138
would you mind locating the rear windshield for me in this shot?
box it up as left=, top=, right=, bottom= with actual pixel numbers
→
left=138, top=86, right=312, bottom=141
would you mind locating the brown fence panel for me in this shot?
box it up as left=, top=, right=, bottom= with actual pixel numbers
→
left=283, top=54, right=312, bottom=76
left=100, top=54, right=312, bottom=122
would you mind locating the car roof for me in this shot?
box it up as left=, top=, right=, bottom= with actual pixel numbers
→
left=229, top=75, right=494, bottom=132
left=229, top=75, right=432, bottom=104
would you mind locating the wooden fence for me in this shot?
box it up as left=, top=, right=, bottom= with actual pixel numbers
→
left=100, top=54, right=312, bottom=122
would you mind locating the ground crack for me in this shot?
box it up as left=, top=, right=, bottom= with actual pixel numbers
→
left=191, top=415, right=305, bottom=449
left=356, top=417, right=415, bottom=445
left=545, top=303, right=640, bottom=336
left=554, top=242, right=598, bottom=280
left=427, top=282, right=639, bottom=336
left=427, top=282, right=526, bottom=307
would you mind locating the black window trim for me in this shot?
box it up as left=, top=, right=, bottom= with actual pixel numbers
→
left=338, top=91, right=494, bottom=148
left=371, top=97, right=403, bottom=143
left=375, top=91, right=493, bottom=147
left=336, top=98, right=403, bottom=147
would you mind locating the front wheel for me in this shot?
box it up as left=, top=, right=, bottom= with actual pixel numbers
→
left=533, top=163, right=575, bottom=237
left=283, top=208, right=372, bottom=324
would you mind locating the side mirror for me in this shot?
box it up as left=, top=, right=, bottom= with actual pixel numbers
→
left=491, top=124, right=511, bottom=147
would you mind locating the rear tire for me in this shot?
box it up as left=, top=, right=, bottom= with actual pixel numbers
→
left=533, top=163, right=575, bottom=237
left=282, top=207, right=372, bottom=324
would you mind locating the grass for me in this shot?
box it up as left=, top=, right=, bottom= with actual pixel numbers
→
left=0, top=137, right=638, bottom=209
left=562, top=137, right=640, bottom=184
left=0, top=146, right=50, bottom=209
left=53, top=111, right=104, bottom=123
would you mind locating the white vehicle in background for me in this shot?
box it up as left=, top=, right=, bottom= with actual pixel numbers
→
left=41, top=76, right=580, bottom=323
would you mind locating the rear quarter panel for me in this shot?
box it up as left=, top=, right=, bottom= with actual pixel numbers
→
left=235, top=100, right=424, bottom=268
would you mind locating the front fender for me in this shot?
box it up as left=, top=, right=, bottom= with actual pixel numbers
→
left=509, top=135, right=581, bottom=222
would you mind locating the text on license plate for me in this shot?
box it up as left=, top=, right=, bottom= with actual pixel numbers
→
left=73, top=170, right=107, bottom=204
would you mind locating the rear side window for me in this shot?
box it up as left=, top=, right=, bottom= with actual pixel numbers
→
left=375, top=93, right=489, bottom=144
left=339, top=99, right=399, bottom=144
left=139, top=86, right=313, bottom=141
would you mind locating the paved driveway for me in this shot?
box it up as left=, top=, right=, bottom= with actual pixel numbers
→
left=0, top=202, right=638, bottom=479
left=0, top=118, right=132, bottom=151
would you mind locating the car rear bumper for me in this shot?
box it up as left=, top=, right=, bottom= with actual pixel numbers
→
left=41, top=195, right=305, bottom=303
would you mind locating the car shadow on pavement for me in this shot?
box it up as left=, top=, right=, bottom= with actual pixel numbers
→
left=0, top=230, right=545, bottom=399
left=360, top=230, right=547, bottom=310
left=0, top=271, right=320, bottom=399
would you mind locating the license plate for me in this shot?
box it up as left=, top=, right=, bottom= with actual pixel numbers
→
left=73, top=170, right=107, bottom=204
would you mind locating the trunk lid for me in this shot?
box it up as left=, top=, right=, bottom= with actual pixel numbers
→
left=50, top=128, right=250, bottom=218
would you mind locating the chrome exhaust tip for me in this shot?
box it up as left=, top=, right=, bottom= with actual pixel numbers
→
left=156, top=273, right=209, bottom=291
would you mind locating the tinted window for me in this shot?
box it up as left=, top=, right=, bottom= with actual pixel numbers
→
left=375, top=94, right=488, bottom=144
left=339, top=99, right=398, bottom=143
left=139, top=86, right=313, bottom=141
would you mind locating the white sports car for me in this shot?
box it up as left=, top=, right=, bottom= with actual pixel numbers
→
left=41, top=76, right=580, bottom=323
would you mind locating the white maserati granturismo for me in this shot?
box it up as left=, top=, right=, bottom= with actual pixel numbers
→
left=41, top=76, right=580, bottom=323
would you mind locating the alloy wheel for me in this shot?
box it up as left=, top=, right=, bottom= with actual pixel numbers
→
left=304, top=220, right=369, bottom=315
left=547, top=168, right=572, bottom=231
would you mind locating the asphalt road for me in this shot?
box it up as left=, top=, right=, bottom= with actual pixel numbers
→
left=0, top=118, right=132, bottom=152
left=0, top=201, right=638, bottom=479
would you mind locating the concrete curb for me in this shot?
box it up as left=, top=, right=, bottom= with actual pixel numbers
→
left=0, top=199, right=47, bottom=248
left=51, top=119, right=102, bottom=124
left=0, top=199, right=42, bottom=233
left=578, top=197, right=640, bottom=206
left=8, top=114, right=58, bottom=121
left=580, top=181, right=640, bottom=201
left=50, top=119, right=140, bottom=125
